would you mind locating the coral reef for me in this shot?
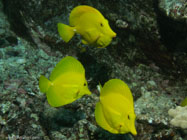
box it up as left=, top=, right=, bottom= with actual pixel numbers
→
left=168, top=106, right=187, bottom=129
left=159, top=0, right=187, bottom=19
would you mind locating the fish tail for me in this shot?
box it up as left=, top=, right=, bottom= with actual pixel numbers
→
left=39, top=75, right=52, bottom=93
left=58, top=23, right=75, bottom=42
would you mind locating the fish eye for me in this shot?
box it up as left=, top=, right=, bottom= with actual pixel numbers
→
left=84, top=83, right=86, bottom=86
left=128, top=115, right=130, bottom=120
left=100, top=23, right=103, bottom=27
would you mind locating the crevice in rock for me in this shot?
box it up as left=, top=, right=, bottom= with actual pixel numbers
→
left=2, top=0, right=35, bottom=44
left=153, top=0, right=187, bottom=52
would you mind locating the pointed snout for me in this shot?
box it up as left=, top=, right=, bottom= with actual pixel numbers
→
left=131, top=126, right=137, bottom=136
left=131, top=129, right=137, bottom=136
left=111, top=31, right=116, bottom=38
left=108, top=26, right=116, bottom=38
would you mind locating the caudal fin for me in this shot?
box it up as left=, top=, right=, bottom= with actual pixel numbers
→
left=58, top=23, right=75, bottom=42
left=39, top=75, right=51, bottom=93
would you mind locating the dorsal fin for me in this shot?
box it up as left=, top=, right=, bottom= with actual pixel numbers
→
left=100, top=79, right=133, bottom=103
left=49, top=56, right=85, bottom=81
left=69, top=5, right=102, bottom=26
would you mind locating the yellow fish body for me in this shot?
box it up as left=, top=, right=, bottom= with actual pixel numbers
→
left=58, top=5, right=116, bottom=48
left=95, top=79, right=137, bottom=135
left=39, top=56, right=91, bottom=107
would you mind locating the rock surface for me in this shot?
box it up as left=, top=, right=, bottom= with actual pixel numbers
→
left=0, top=0, right=187, bottom=140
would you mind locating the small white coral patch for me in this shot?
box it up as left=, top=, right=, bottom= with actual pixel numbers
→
left=168, top=106, right=187, bottom=129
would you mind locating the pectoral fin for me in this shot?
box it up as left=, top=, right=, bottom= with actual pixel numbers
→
left=82, top=29, right=100, bottom=44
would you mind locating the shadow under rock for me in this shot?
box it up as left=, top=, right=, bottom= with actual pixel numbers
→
left=39, top=107, right=86, bottom=131
left=153, top=0, right=187, bottom=52
left=77, top=52, right=112, bottom=89
left=92, top=127, right=133, bottom=140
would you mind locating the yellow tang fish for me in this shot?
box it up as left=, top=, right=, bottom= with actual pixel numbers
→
left=58, top=5, right=116, bottom=48
left=95, top=79, right=137, bottom=135
left=39, top=56, right=91, bottom=107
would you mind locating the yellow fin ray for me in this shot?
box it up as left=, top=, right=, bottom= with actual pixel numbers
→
left=39, top=75, right=52, bottom=93
left=46, top=84, right=79, bottom=107
left=95, top=102, right=118, bottom=134
left=69, top=5, right=101, bottom=26
left=58, top=23, right=75, bottom=42
left=49, top=56, right=84, bottom=81
left=100, top=79, right=133, bottom=103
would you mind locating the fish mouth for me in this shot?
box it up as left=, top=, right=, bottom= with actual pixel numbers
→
left=113, top=32, right=116, bottom=38
left=111, top=31, right=116, bottom=38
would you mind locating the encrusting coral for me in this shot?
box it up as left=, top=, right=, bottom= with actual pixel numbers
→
left=168, top=106, right=187, bottom=129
